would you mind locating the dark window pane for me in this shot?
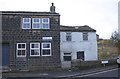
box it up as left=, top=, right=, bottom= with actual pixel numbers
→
left=31, top=50, right=39, bottom=55
left=43, top=18, right=49, bottom=23
left=42, top=50, right=50, bottom=55
left=83, top=33, right=88, bottom=40
left=43, top=24, right=49, bottom=29
left=18, top=44, right=21, bottom=48
left=34, top=18, right=40, bottom=22
left=22, top=44, right=25, bottom=48
left=21, top=50, right=25, bottom=55
left=32, top=44, right=39, bottom=48
left=66, top=33, right=71, bottom=41
left=23, top=24, right=30, bottom=28
left=24, top=18, right=30, bottom=22
left=64, top=53, right=71, bottom=55
left=64, top=56, right=71, bottom=61
left=77, top=51, right=84, bottom=60
left=43, top=44, right=50, bottom=48
left=33, top=24, right=41, bottom=28
left=18, top=50, right=21, bottom=55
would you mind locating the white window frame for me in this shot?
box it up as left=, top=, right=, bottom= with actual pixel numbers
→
left=22, top=18, right=31, bottom=29
left=42, top=18, right=50, bottom=29
left=41, top=43, right=51, bottom=56
left=30, top=43, right=40, bottom=56
left=16, top=43, right=26, bottom=57
left=32, top=18, right=41, bottom=29
left=83, top=32, right=88, bottom=41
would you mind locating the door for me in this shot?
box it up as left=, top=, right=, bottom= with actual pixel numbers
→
left=62, top=52, right=71, bottom=69
left=77, top=51, right=84, bottom=60
left=16, top=43, right=27, bottom=70
left=2, top=43, right=10, bottom=67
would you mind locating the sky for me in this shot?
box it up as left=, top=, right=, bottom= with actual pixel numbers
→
left=0, top=0, right=119, bottom=39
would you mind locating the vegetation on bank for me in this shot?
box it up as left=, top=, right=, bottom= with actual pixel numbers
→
left=98, top=39, right=118, bottom=60
left=98, top=31, right=120, bottom=60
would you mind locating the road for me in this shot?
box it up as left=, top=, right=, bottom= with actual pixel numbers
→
left=73, top=67, right=120, bottom=79
left=1, top=65, right=120, bottom=79
left=76, top=68, right=120, bottom=77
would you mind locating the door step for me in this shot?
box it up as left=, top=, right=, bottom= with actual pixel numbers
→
left=0, top=67, right=9, bottom=72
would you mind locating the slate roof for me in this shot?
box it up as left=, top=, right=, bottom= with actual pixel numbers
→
left=60, top=25, right=96, bottom=32
left=1, top=11, right=60, bottom=16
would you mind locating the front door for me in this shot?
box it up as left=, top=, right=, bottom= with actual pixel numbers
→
left=16, top=43, right=27, bottom=70
left=2, top=43, right=10, bottom=67
left=62, top=52, right=71, bottom=69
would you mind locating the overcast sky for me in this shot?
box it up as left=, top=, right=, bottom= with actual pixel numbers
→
left=0, top=0, right=119, bottom=39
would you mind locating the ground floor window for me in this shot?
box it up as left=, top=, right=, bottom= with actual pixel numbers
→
left=63, top=52, right=71, bottom=61
left=77, top=51, right=84, bottom=60
left=16, top=42, right=52, bottom=57
left=30, top=43, right=40, bottom=56
left=41, top=43, right=51, bottom=56
left=17, top=43, right=26, bottom=57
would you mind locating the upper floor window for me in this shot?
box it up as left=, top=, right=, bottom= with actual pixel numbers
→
left=30, top=43, right=40, bottom=56
left=22, top=18, right=31, bottom=29
left=42, top=18, right=50, bottom=29
left=66, top=32, right=72, bottom=41
left=17, top=43, right=26, bottom=57
left=83, top=32, right=88, bottom=41
left=22, top=18, right=50, bottom=29
left=32, top=18, right=41, bottom=29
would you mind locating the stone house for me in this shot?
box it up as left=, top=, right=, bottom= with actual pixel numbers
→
left=1, top=3, right=61, bottom=71
left=60, top=25, right=98, bottom=69
left=1, top=3, right=98, bottom=71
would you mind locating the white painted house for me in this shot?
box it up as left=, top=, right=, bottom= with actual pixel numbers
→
left=60, top=25, right=98, bottom=68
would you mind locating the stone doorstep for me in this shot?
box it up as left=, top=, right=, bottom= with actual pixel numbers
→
left=0, top=67, right=11, bottom=72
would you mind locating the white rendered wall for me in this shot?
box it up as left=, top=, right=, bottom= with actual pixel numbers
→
left=60, top=32, right=98, bottom=61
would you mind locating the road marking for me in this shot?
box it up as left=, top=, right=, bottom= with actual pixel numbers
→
left=77, top=68, right=120, bottom=77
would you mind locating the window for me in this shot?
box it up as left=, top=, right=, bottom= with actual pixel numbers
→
left=22, top=18, right=50, bottom=29
left=42, top=43, right=51, bottom=56
left=17, top=43, right=26, bottom=57
left=66, top=32, right=72, bottom=41
left=32, top=18, right=41, bottom=29
left=63, top=52, right=71, bottom=61
left=83, top=32, right=88, bottom=40
left=42, top=18, right=50, bottom=29
left=30, top=43, right=40, bottom=56
left=77, top=51, right=84, bottom=60
left=22, top=18, right=31, bottom=29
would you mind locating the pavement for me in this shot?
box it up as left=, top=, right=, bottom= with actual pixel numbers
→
left=1, top=65, right=119, bottom=79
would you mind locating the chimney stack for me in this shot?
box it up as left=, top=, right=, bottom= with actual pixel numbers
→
left=50, top=3, right=55, bottom=13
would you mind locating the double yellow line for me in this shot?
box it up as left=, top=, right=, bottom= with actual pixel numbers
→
left=77, top=68, right=120, bottom=77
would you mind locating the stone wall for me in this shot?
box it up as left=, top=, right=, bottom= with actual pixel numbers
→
left=2, top=14, right=61, bottom=71
left=71, top=59, right=117, bottom=70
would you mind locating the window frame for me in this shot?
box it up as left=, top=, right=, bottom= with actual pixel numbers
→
left=66, top=32, right=72, bottom=41
left=30, top=43, right=40, bottom=56
left=42, top=18, right=50, bottom=29
left=32, top=18, right=41, bottom=29
left=83, top=32, right=88, bottom=41
left=41, top=43, right=51, bottom=56
left=63, top=52, right=72, bottom=61
left=16, top=43, right=26, bottom=57
left=22, top=18, right=31, bottom=29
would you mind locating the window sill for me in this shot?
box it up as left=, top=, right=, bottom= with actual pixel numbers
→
left=62, top=41, right=75, bottom=42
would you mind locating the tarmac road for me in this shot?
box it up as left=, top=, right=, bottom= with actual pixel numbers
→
left=1, top=65, right=120, bottom=79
